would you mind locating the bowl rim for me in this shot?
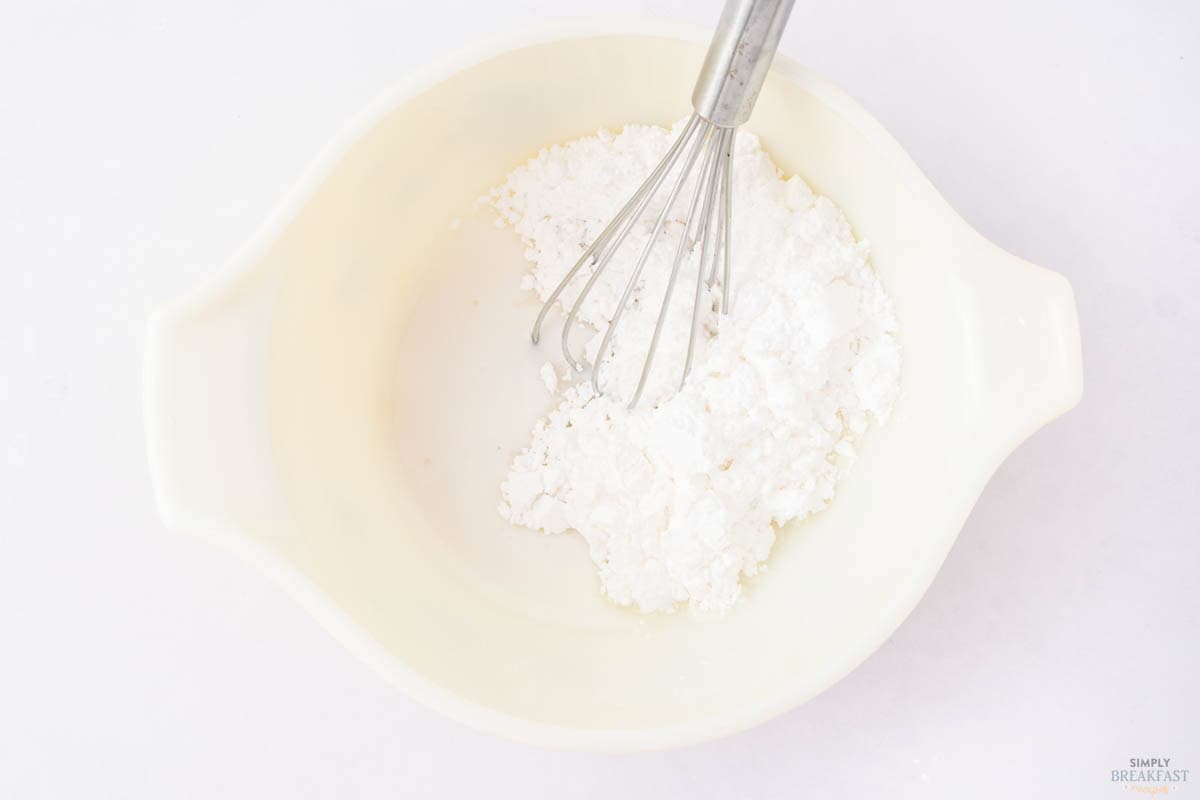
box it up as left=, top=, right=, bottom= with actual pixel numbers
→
left=146, top=16, right=1073, bottom=752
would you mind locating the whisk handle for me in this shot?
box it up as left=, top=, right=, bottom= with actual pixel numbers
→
left=692, top=0, right=795, bottom=127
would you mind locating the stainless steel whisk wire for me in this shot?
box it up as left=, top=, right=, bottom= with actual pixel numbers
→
left=529, top=0, right=795, bottom=408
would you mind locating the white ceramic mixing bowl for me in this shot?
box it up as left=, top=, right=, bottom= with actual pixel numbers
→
left=144, top=21, right=1082, bottom=751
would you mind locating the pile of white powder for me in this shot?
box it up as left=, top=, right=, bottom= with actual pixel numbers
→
left=487, top=120, right=901, bottom=616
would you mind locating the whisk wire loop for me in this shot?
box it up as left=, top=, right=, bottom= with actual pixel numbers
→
left=629, top=124, right=725, bottom=408
left=589, top=118, right=715, bottom=397
left=529, top=0, right=793, bottom=407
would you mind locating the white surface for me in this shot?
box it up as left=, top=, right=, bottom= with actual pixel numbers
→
left=0, top=0, right=1195, bottom=795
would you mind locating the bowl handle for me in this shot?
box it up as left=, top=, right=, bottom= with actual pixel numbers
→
left=963, top=241, right=1083, bottom=451
left=144, top=267, right=307, bottom=570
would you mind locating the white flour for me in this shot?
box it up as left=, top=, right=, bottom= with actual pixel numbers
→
left=488, top=120, right=901, bottom=615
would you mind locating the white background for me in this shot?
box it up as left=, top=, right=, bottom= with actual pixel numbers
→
left=2, top=0, right=1197, bottom=797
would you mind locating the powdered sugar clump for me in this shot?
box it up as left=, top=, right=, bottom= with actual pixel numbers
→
left=488, top=120, right=901, bottom=615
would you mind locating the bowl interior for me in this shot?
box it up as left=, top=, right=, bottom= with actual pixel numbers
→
left=265, top=33, right=991, bottom=736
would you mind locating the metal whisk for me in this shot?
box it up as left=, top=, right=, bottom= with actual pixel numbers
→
left=531, top=0, right=795, bottom=408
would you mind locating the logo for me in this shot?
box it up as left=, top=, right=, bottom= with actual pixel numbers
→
left=1113, top=758, right=1190, bottom=795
